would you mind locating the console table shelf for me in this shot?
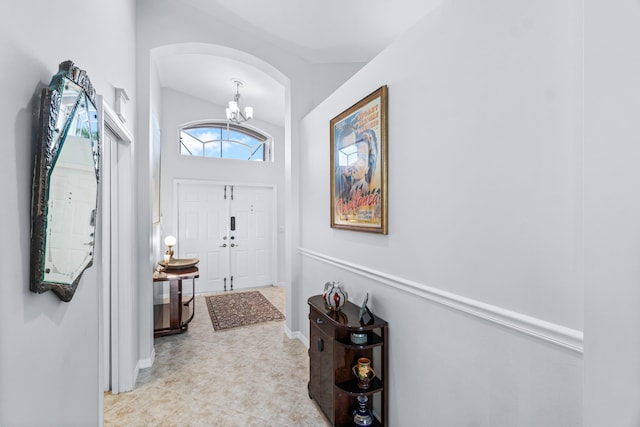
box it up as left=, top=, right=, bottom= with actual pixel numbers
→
left=152, top=266, right=198, bottom=338
left=335, top=333, right=384, bottom=348
left=308, top=295, right=388, bottom=426
left=153, top=296, right=195, bottom=331
left=338, top=419, right=383, bottom=427
left=336, top=378, right=384, bottom=395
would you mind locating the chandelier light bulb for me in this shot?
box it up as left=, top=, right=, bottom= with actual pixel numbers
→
left=226, top=79, right=253, bottom=124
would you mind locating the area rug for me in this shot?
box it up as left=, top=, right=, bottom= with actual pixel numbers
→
left=205, top=291, right=285, bottom=331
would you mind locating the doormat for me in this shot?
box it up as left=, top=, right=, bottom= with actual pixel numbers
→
left=205, top=291, right=285, bottom=331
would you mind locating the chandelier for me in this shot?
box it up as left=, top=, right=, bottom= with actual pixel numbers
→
left=225, top=80, right=253, bottom=124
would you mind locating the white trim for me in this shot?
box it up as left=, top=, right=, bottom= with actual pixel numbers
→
left=97, top=96, right=109, bottom=412
left=97, top=96, right=113, bottom=400
left=299, top=248, right=584, bottom=354
left=283, top=324, right=294, bottom=339
left=103, top=101, right=134, bottom=144
left=99, top=100, right=136, bottom=396
left=133, top=361, right=140, bottom=387
left=284, top=325, right=309, bottom=349
left=139, top=348, right=156, bottom=370
left=114, top=87, right=130, bottom=123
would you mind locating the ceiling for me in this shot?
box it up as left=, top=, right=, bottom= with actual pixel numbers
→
left=155, top=53, right=285, bottom=126
left=154, top=0, right=441, bottom=126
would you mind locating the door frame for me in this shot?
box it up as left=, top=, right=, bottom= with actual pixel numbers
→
left=173, top=178, right=278, bottom=294
left=98, top=98, right=135, bottom=403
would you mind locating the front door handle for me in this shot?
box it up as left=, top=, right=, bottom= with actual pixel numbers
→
left=230, top=243, right=238, bottom=247
left=220, top=243, right=227, bottom=248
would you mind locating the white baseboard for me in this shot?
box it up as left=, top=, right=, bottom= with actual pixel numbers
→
left=139, top=348, right=156, bottom=369
left=299, top=247, right=583, bottom=354
left=283, top=324, right=293, bottom=339
left=284, top=325, right=309, bottom=349
left=132, top=362, right=140, bottom=389
left=297, top=332, right=310, bottom=349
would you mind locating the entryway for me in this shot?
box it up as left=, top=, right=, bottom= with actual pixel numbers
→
left=176, top=180, right=275, bottom=293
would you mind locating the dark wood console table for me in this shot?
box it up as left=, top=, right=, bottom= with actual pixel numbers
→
left=308, top=295, right=388, bottom=426
left=152, top=267, right=198, bottom=337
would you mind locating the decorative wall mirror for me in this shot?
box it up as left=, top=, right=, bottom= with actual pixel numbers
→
left=30, top=61, right=100, bottom=302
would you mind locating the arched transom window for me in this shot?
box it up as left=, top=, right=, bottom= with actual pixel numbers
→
left=180, top=122, right=271, bottom=162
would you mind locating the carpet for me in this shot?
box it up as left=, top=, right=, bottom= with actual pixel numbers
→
left=205, top=290, right=285, bottom=331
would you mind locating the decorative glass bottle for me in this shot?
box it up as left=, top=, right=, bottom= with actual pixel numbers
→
left=322, top=281, right=348, bottom=311
left=353, top=395, right=373, bottom=426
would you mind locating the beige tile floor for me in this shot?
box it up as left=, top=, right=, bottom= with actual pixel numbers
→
left=104, top=286, right=331, bottom=427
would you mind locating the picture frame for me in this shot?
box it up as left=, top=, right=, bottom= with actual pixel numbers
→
left=358, top=292, right=374, bottom=325
left=330, top=85, right=388, bottom=234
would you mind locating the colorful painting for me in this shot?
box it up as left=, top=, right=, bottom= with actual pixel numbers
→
left=330, top=86, right=388, bottom=234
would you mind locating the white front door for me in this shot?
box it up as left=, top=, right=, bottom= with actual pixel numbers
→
left=229, top=186, right=274, bottom=290
left=177, top=182, right=274, bottom=293
left=178, top=182, right=229, bottom=293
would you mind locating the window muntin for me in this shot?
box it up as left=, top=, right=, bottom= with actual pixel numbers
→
left=180, top=123, right=270, bottom=161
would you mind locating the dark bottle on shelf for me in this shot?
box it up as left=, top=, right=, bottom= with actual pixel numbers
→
left=353, top=395, right=374, bottom=426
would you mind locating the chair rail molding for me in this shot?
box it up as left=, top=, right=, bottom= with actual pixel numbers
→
left=298, top=248, right=583, bottom=354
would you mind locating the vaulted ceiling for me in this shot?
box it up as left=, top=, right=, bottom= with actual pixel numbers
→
left=153, top=0, right=441, bottom=126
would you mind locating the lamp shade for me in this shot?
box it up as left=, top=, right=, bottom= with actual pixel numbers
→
left=164, top=235, right=176, bottom=246
left=226, top=80, right=253, bottom=124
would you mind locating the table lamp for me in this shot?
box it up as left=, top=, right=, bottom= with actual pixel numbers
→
left=164, top=235, right=176, bottom=263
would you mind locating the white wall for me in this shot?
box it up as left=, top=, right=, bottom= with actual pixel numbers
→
left=584, top=0, right=640, bottom=425
left=0, top=0, right=136, bottom=425
left=299, top=1, right=583, bottom=425
left=311, top=62, right=366, bottom=107
left=158, top=88, right=286, bottom=288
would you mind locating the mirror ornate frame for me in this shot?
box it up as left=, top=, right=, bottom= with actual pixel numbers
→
left=31, top=60, right=100, bottom=302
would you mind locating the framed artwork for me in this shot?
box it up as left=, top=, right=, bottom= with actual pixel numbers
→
left=330, top=85, right=388, bottom=234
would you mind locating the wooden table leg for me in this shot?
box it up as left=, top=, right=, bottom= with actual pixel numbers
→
left=169, top=279, right=182, bottom=329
